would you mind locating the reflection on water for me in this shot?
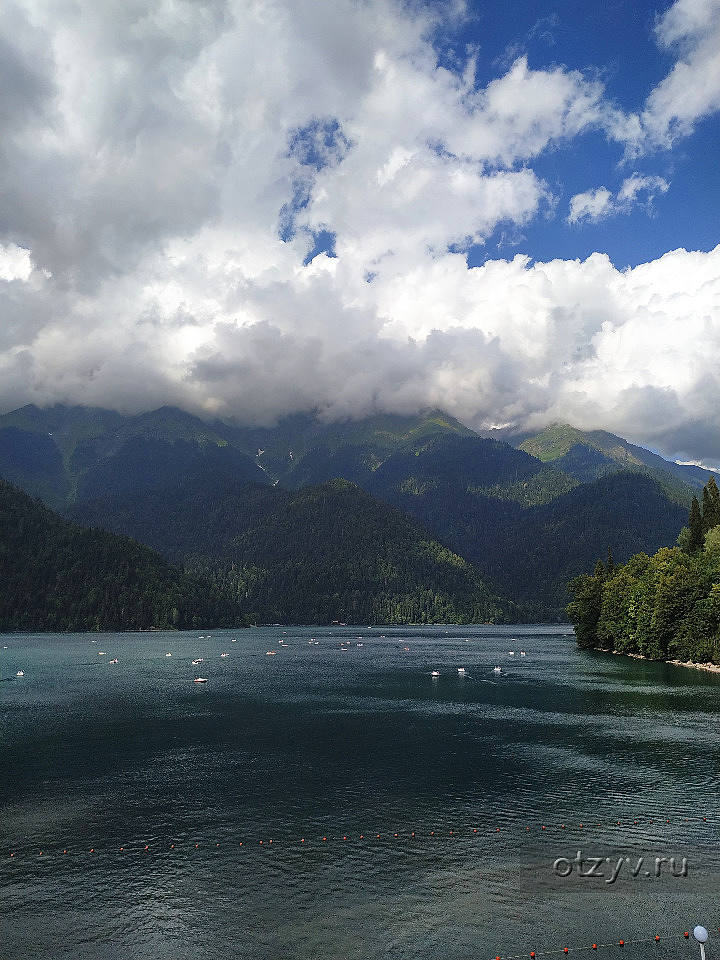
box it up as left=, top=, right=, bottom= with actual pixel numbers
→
left=1, top=625, right=719, bottom=959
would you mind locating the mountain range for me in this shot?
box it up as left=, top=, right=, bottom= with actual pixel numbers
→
left=0, top=402, right=708, bottom=625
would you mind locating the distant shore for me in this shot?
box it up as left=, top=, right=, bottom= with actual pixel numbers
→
left=594, top=647, right=720, bottom=674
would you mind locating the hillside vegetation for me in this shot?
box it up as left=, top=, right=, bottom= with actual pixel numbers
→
left=72, top=476, right=510, bottom=625
left=568, top=479, right=720, bottom=662
left=0, top=479, right=240, bottom=631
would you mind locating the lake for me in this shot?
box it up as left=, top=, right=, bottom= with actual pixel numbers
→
left=1, top=625, right=718, bottom=959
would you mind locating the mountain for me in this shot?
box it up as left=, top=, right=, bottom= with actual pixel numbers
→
left=0, top=402, right=704, bottom=621
left=365, top=448, right=688, bottom=616
left=0, top=404, right=268, bottom=506
left=71, top=476, right=510, bottom=625
left=516, top=423, right=713, bottom=503
left=0, top=479, right=243, bottom=632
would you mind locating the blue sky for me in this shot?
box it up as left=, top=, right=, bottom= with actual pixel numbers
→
left=0, top=0, right=719, bottom=463
left=449, top=0, right=720, bottom=267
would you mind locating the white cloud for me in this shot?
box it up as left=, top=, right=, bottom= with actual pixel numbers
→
left=0, top=243, right=33, bottom=282
left=568, top=187, right=614, bottom=224
left=0, top=0, right=718, bottom=465
left=617, top=0, right=720, bottom=152
left=569, top=175, right=669, bottom=223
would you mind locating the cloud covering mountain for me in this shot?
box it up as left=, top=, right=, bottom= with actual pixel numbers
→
left=1, top=0, right=719, bottom=464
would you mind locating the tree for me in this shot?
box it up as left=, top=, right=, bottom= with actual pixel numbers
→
left=688, top=496, right=704, bottom=552
left=703, top=477, right=720, bottom=532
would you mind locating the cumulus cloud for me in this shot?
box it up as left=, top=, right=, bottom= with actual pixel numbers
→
left=0, top=0, right=719, bottom=464
left=616, top=0, right=720, bottom=152
left=568, top=174, right=669, bottom=223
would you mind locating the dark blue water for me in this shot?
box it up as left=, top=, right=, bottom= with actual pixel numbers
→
left=1, top=625, right=718, bottom=959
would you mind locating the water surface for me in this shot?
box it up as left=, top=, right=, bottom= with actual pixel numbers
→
left=1, top=625, right=718, bottom=959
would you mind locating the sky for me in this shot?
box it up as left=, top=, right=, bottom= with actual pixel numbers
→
left=1, top=0, right=720, bottom=464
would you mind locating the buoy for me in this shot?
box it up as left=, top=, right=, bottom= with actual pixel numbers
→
left=89, top=848, right=94, bottom=853
left=530, top=952, right=536, bottom=958
left=654, top=936, right=660, bottom=942
left=359, top=835, right=364, bottom=839
left=322, top=837, right=327, bottom=842
left=592, top=945, right=597, bottom=950
left=564, top=948, right=569, bottom=953
left=144, top=845, right=149, bottom=851
left=619, top=940, right=624, bottom=946
left=195, top=844, right=199, bottom=849
left=684, top=932, right=690, bottom=939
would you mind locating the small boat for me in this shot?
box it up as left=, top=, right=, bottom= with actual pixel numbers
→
left=166, top=653, right=172, bottom=657
left=457, top=667, right=466, bottom=674
left=98, top=651, right=106, bottom=656
left=431, top=670, right=440, bottom=677
left=194, top=677, right=208, bottom=683
left=509, top=651, right=515, bottom=655
left=192, top=659, right=203, bottom=666
left=231, top=639, right=237, bottom=643
left=109, top=658, right=118, bottom=664
left=493, top=666, right=502, bottom=674
left=520, top=651, right=526, bottom=656
left=266, top=650, right=276, bottom=656
left=220, top=653, right=229, bottom=658
left=356, top=643, right=363, bottom=647
left=16, top=670, right=24, bottom=677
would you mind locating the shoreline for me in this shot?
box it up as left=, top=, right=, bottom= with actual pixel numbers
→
left=595, top=647, right=720, bottom=674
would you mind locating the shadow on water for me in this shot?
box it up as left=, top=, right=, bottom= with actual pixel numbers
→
left=0, top=625, right=718, bottom=959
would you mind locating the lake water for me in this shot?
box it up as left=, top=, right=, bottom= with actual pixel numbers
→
left=1, top=625, right=718, bottom=960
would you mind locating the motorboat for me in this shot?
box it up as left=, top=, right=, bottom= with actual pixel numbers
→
left=493, top=666, right=502, bottom=674
left=266, top=650, right=276, bottom=656
left=220, top=653, right=229, bottom=658
left=457, top=667, right=466, bottom=674
left=193, top=677, right=208, bottom=683
left=192, top=659, right=203, bottom=666
left=109, top=658, right=118, bottom=664
left=431, top=670, right=440, bottom=677
left=16, top=670, right=24, bottom=677
left=166, top=653, right=172, bottom=657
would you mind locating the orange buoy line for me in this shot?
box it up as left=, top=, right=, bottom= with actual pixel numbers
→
left=2, top=813, right=714, bottom=859
left=494, top=928, right=717, bottom=960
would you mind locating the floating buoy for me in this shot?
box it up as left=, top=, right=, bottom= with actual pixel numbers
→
left=619, top=940, right=624, bottom=947
left=592, top=945, right=597, bottom=950
left=564, top=948, right=569, bottom=953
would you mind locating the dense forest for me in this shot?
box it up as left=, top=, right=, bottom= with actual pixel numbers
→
left=567, top=478, right=720, bottom=663
left=0, top=479, right=243, bottom=631
left=0, top=402, right=709, bottom=623
left=72, top=476, right=510, bottom=626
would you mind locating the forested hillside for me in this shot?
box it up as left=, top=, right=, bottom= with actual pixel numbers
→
left=0, top=480, right=241, bottom=631
left=72, top=476, right=510, bottom=625
left=567, top=479, right=720, bottom=663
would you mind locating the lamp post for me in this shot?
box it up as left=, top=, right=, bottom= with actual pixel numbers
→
left=693, top=926, right=709, bottom=960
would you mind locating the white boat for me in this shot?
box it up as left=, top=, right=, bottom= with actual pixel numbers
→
left=166, top=653, right=172, bottom=657
left=220, top=653, right=229, bottom=658
left=192, top=659, right=203, bottom=666
left=231, top=639, right=237, bottom=643
left=509, top=651, right=515, bottom=655
left=16, top=670, right=24, bottom=677
left=266, top=650, right=276, bottom=656
left=98, top=651, right=106, bottom=656
left=356, top=643, right=363, bottom=647
left=109, top=658, right=118, bottom=664
left=431, top=670, right=440, bottom=677
left=520, top=651, right=526, bottom=656
left=493, top=666, right=502, bottom=674
left=194, top=677, right=208, bottom=683
left=457, top=667, right=466, bottom=674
